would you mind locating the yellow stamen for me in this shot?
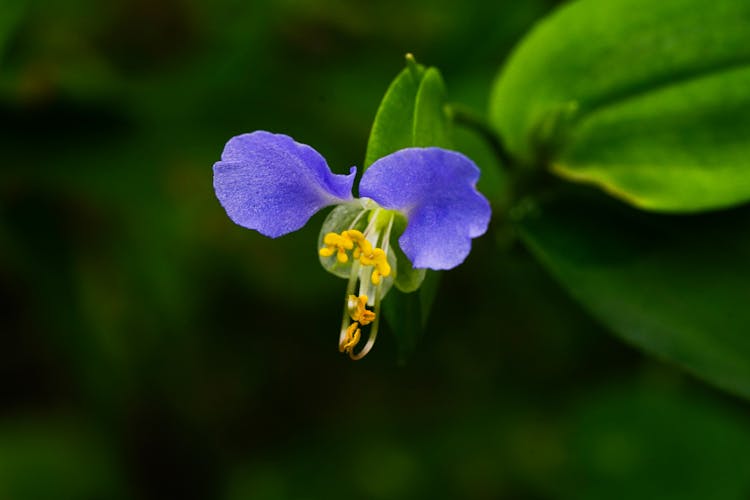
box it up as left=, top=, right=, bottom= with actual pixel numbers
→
left=347, top=294, right=376, bottom=325
left=340, top=322, right=361, bottom=353
left=344, top=229, right=364, bottom=240
left=358, top=238, right=373, bottom=257
left=348, top=290, right=382, bottom=361
left=331, top=210, right=395, bottom=360
left=360, top=247, right=391, bottom=285
left=375, top=252, right=390, bottom=276
left=346, top=230, right=372, bottom=260
left=324, top=229, right=391, bottom=288
left=359, top=247, right=390, bottom=281
left=320, top=231, right=355, bottom=263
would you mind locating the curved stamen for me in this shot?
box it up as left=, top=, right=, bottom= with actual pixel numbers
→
left=349, top=286, right=382, bottom=360
left=338, top=260, right=361, bottom=349
left=348, top=294, right=375, bottom=325
left=339, top=322, right=361, bottom=353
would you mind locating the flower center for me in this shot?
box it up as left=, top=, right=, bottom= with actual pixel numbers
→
left=318, top=208, right=396, bottom=359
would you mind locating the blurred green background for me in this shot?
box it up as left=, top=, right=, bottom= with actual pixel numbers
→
left=3, top=0, right=750, bottom=498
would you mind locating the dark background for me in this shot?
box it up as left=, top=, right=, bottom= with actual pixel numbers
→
left=2, top=0, right=750, bottom=498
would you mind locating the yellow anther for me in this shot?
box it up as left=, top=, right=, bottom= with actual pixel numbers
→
left=359, top=247, right=381, bottom=266
left=347, top=294, right=375, bottom=326
left=344, top=229, right=365, bottom=241
left=376, top=258, right=391, bottom=277
left=323, top=232, right=353, bottom=248
left=361, top=241, right=373, bottom=256
left=340, top=322, right=361, bottom=353
left=346, top=231, right=364, bottom=260
left=320, top=231, right=355, bottom=263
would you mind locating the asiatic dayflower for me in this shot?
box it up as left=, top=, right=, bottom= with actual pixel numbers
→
left=213, top=131, right=490, bottom=359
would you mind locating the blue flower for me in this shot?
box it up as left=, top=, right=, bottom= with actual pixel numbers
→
left=214, top=131, right=491, bottom=359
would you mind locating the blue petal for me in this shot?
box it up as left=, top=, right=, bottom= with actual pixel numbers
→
left=213, top=131, right=356, bottom=238
left=360, top=148, right=491, bottom=270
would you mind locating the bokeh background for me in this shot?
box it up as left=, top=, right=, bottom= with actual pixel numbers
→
left=3, top=0, right=750, bottom=498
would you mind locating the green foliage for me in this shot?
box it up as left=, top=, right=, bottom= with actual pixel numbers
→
left=364, top=55, right=452, bottom=168
left=364, top=56, right=423, bottom=169
left=490, top=0, right=750, bottom=212
left=518, top=192, right=750, bottom=399
left=483, top=0, right=750, bottom=400
left=412, top=68, right=451, bottom=148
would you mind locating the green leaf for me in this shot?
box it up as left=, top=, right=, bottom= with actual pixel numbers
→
left=490, top=0, right=750, bottom=212
left=364, top=55, right=452, bottom=356
left=517, top=191, right=750, bottom=399
left=412, top=67, right=451, bottom=148
left=364, top=57, right=426, bottom=168
left=365, top=56, right=452, bottom=167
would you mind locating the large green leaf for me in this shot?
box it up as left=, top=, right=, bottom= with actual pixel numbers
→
left=490, top=0, right=750, bottom=212
left=364, top=55, right=452, bottom=356
left=517, top=191, right=750, bottom=398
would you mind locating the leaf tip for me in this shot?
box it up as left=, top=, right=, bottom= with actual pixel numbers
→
left=405, top=53, right=420, bottom=79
